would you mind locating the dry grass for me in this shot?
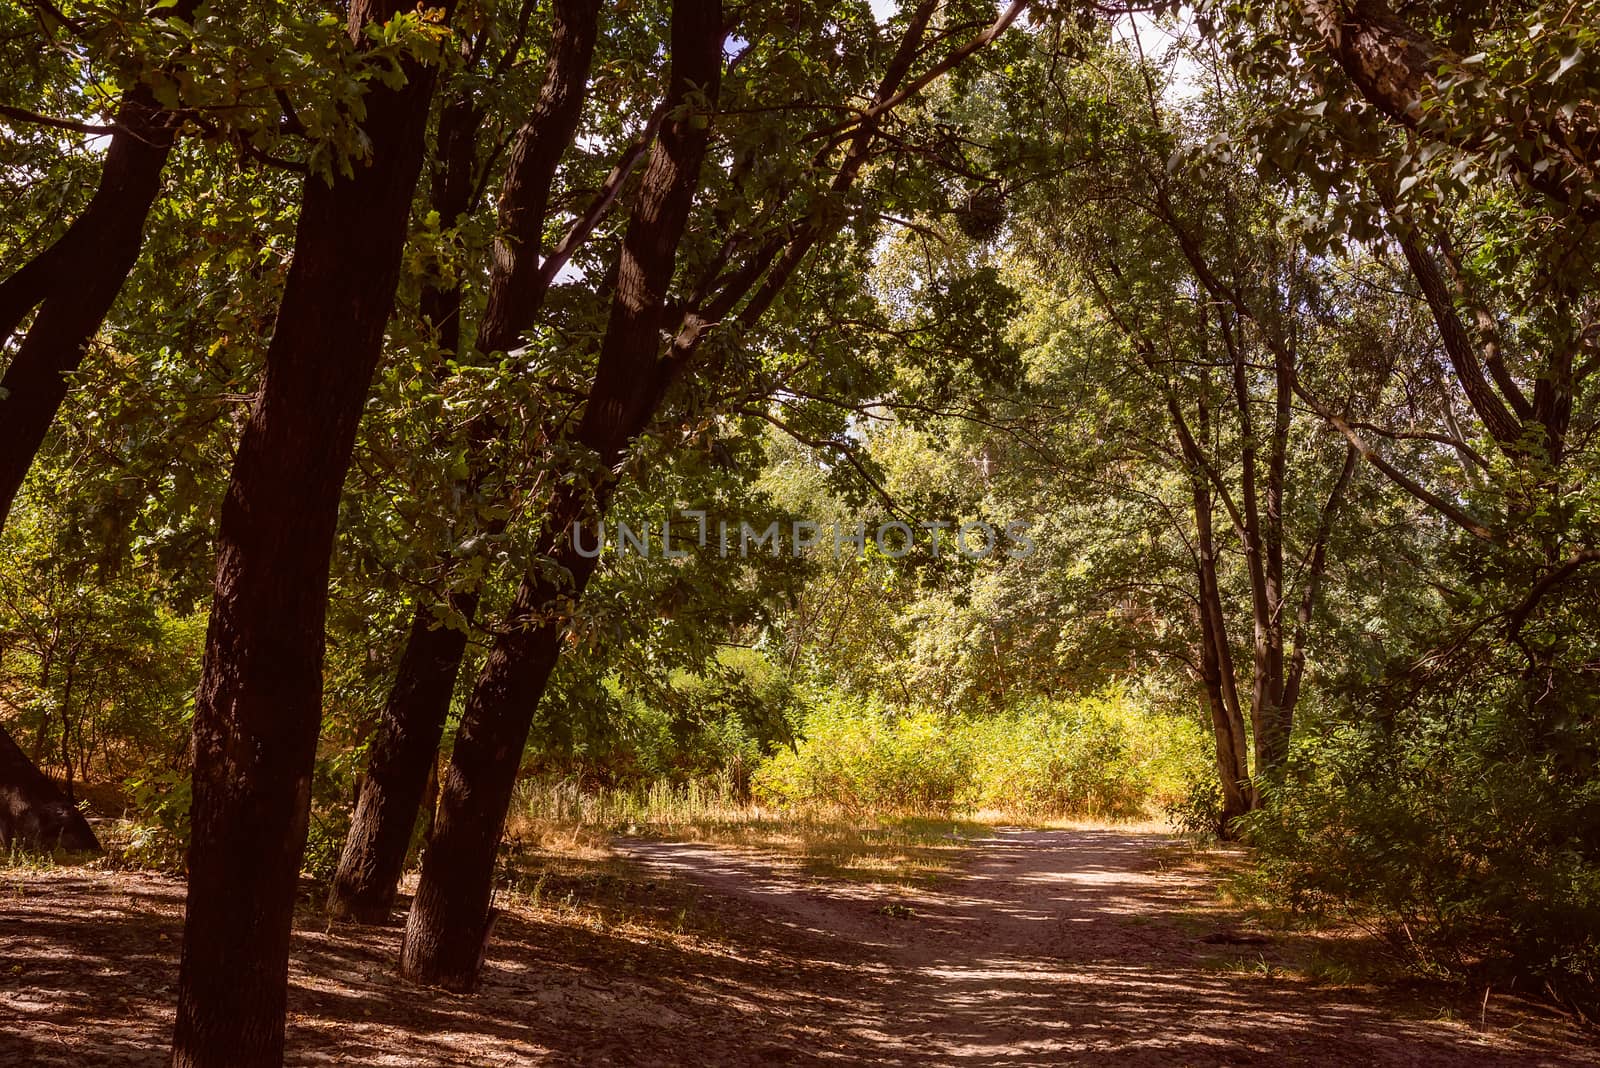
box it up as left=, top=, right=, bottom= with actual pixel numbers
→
left=504, top=776, right=1177, bottom=887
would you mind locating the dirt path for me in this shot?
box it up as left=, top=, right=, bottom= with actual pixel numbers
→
left=2, top=828, right=1595, bottom=1065
left=615, top=828, right=1597, bottom=1066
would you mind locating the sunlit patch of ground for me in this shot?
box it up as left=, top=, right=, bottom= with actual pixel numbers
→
left=4, top=823, right=1596, bottom=1066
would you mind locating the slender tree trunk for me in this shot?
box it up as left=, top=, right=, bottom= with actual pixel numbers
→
left=1222, top=308, right=1297, bottom=782
left=1192, top=477, right=1252, bottom=825
left=1255, top=325, right=1296, bottom=778
left=169, top=3, right=447, bottom=1064
left=0, top=722, right=101, bottom=853
left=327, top=0, right=602, bottom=924
left=327, top=592, right=479, bottom=922
left=0, top=83, right=183, bottom=528
left=1223, top=310, right=1278, bottom=784
left=1281, top=443, right=1359, bottom=715
left=399, top=0, right=722, bottom=991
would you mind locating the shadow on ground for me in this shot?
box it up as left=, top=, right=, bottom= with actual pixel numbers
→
left=2, top=829, right=1594, bottom=1065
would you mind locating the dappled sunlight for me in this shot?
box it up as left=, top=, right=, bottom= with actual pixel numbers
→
left=5, top=828, right=1596, bottom=1065
left=620, top=828, right=1600, bottom=1066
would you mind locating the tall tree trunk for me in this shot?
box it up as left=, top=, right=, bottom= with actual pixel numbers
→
left=0, top=82, right=184, bottom=528
left=0, top=722, right=101, bottom=854
left=169, top=2, right=447, bottom=1064
left=1192, top=476, right=1252, bottom=825
left=1255, top=318, right=1296, bottom=779
left=1222, top=307, right=1296, bottom=782
left=327, top=0, right=602, bottom=924
left=1223, top=309, right=1279, bottom=784
left=398, top=0, right=723, bottom=992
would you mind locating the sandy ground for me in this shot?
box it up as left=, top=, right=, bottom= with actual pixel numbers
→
left=1, top=827, right=1595, bottom=1065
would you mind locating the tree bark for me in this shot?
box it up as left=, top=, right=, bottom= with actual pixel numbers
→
left=0, top=82, right=184, bottom=528
left=1386, top=217, right=1527, bottom=453
left=1221, top=307, right=1295, bottom=782
left=0, top=721, right=101, bottom=854
left=327, top=0, right=602, bottom=925
left=398, top=0, right=723, bottom=992
left=1191, top=473, right=1253, bottom=825
left=169, top=2, right=447, bottom=1064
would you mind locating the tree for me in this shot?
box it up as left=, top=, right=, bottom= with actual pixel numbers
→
left=0, top=723, right=99, bottom=853
left=327, top=0, right=606, bottom=926
left=0, top=1, right=201, bottom=526
left=171, top=0, right=453, bottom=1062
left=392, top=0, right=1033, bottom=990
left=1295, top=0, right=1600, bottom=219
left=397, top=0, right=727, bottom=991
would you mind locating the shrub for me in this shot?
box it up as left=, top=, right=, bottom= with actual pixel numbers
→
left=753, top=692, right=971, bottom=815
left=1242, top=690, right=1600, bottom=1020
left=754, top=686, right=1212, bottom=820
left=527, top=648, right=803, bottom=793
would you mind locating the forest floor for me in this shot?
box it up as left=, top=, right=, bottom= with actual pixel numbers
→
left=2, top=825, right=1596, bottom=1066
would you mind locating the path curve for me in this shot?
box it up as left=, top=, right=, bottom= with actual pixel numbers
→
left=616, top=828, right=1597, bottom=1066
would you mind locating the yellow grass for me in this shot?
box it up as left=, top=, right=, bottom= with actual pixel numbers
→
left=505, top=776, right=1176, bottom=886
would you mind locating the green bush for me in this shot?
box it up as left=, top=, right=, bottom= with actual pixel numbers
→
left=753, top=686, right=1211, bottom=819
left=753, top=693, right=971, bottom=814
left=1242, top=690, right=1600, bottom=1019
left=528, top=648, right=803, bottom=793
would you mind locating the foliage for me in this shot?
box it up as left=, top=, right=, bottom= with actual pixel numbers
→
left=2, top=0, right=1597, bottom=1024
left=0, top=498, right=204, bottom=794
left=753, top=686, right=1213, bottom=821
left=1244, top=682, right=1600, bottom=1018
left=530, top=647, right=804, bottom=792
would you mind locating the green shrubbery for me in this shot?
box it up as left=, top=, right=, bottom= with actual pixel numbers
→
left=1242, top=683, right=1600, bottom=1019
left=753, top=686, right=1212, bottom=820
left=527, top=647, right=804, bottom=793
left=753, top=695, right=970, bottom=814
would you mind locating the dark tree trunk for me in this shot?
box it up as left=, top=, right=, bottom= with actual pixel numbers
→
left=399, top=0, right=723, bottom=992
left=474, top=0, right=602, bottom=357
left=327, top=0, right=602, bottom=925
left=396, top=533, right=603, bottom=990
left=327, top=593, right=477, bottom=923
left=0, top=722, right=101, bottom=854
left=0, top=83, right=183, bottom=528
left=169, top=2, right=446, bottom=1064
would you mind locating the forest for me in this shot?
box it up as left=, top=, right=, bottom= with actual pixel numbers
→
left=1, top=0, right=1597, bottom=1064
